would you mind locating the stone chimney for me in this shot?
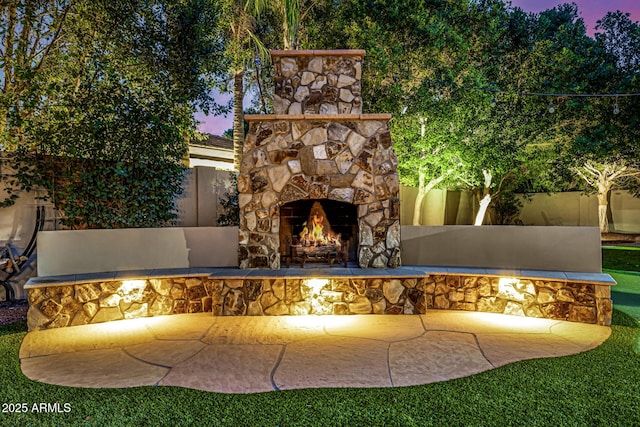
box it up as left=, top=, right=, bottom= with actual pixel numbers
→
left=272, top=49, right=363, bottom=115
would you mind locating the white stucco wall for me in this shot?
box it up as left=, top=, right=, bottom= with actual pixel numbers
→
left=37, top=226, right=239, bottom=276
left=400, top=225, right=602, bottom=273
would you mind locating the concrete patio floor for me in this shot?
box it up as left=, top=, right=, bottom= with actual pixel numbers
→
left=19, top=311, right=611, bottom=394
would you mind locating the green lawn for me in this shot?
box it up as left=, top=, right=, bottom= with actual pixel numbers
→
left=608, top=270, right=640, bottom=324
left=604, top=246, right=640, bottom=354
left=602, top=245, right=640, bottom=271
left=0, top=249, right=637, bottom=426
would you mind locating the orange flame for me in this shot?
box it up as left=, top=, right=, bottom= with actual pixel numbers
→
left=299, top=214, right=341, bottom=248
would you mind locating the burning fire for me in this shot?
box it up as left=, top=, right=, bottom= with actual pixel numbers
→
left=299, top=212, right=341, bottom=248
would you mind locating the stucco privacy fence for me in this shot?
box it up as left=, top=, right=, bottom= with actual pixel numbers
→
left=24, top=225, right=614, bottom=331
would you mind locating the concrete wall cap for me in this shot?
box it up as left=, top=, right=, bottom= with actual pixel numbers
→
left=245, top=114, right=390, bottom=122
left=270, top=49, right=365, bottom=57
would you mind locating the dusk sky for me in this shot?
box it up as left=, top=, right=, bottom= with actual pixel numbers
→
left=510, top=0, right=640, bottom=35
left=197, top=0, right=640, bottom=136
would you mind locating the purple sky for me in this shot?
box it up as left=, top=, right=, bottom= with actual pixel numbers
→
left=510, top=0, right=640, bottom=35
left=195, top=89, right=234, bottom=136
left=197, top=1, right=640, bottom=136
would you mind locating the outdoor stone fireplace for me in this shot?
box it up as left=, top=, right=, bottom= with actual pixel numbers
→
left=238, top=50, right=401, bottom=269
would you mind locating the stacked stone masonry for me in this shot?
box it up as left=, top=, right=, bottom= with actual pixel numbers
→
left=272, top=50, right=364, bottom=115
left=240, top=49, right=401, bottom=269
left=239, top=117, right=401, bottom=269
left=27, top=274, right=612, bottom=331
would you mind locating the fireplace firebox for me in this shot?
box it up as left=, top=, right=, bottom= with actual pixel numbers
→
left=280, top=199, right=357, bottom=267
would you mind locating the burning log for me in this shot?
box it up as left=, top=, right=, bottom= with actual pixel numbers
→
left=286, top=201, right=348, bottom=268
left=298, top=201, right=341, bottom=249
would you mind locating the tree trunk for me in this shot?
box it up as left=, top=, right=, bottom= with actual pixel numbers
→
left=412, top=170, right=447, bottom=225
left=283, top=22, right=292, bottom=50
left=232, top=70, right=244, bottom=171
left=474, top=194, right=491, bottom=226
left=596, top=178, right=613, bottom=233
left=413, top=184, right=427, bottom=226
left=474, top=170, right=492, bottom=226
left=597, top=191, right=609, bottom=233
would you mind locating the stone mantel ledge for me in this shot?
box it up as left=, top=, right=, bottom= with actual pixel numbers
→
left=270, top=49, right=366, bottom=57
left=244, top=113, right=392, bottom=122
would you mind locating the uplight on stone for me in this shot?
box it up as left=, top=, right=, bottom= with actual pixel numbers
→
left=302, top=279, right=332, bottom=314
left=304, top=278, right=330, bottom=297
left=26, top=273, right=613, bottom=330
left=119, top=280, right=147, bottom=303
left=497, top=277, right=525, bottom=302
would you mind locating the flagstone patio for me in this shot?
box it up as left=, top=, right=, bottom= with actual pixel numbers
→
left=19, top=310, right=610, bottom=394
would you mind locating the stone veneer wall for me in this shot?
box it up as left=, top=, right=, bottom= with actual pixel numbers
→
left=272, top=50, right=363, bottom=115
left=239, top=116, right=401, bottom=269
left=240, top=49, right=401, bottom=269
left=26, top=274, right=612, bottom=331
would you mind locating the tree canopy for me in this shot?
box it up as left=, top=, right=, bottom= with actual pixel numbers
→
left=300, top=0, right=639, bottom=226
left=1, top=0, right=226, bottom=227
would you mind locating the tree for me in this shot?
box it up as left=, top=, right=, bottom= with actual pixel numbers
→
left=594, top=11, right=640, bottom=74
left=477, top=5, right=640, bottom=232
left=568, top=90, right=640, bottom=233
left=574, top=162, right=640, bottom=232
left=219, top=0, right=317, bottom=170
left=392, top=99, right=466, bottom=225
left=1, top=0, right=226, bottom=227
left=278, top=0, right=639, bottom=231
left=278, top=0, right=317, bottom=49
left=219, top=0, right=271, bottom=171
left=0, top=0, right=73, bottom=151
left=460, top=3, right=620, bottom=225
left=447, top=2, right=578, bottom=225
left=564, top=11, right=640, bottom=232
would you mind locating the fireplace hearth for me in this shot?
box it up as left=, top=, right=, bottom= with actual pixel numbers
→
left=238, top=50, right=401, bottom=269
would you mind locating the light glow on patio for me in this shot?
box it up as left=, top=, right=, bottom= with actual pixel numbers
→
left=469, top=311, right=556, bottom=331
left=282, top=314, right=357, bottom=328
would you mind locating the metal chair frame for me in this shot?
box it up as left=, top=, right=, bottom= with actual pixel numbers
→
left=1, top=206, right=45, bottom=303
